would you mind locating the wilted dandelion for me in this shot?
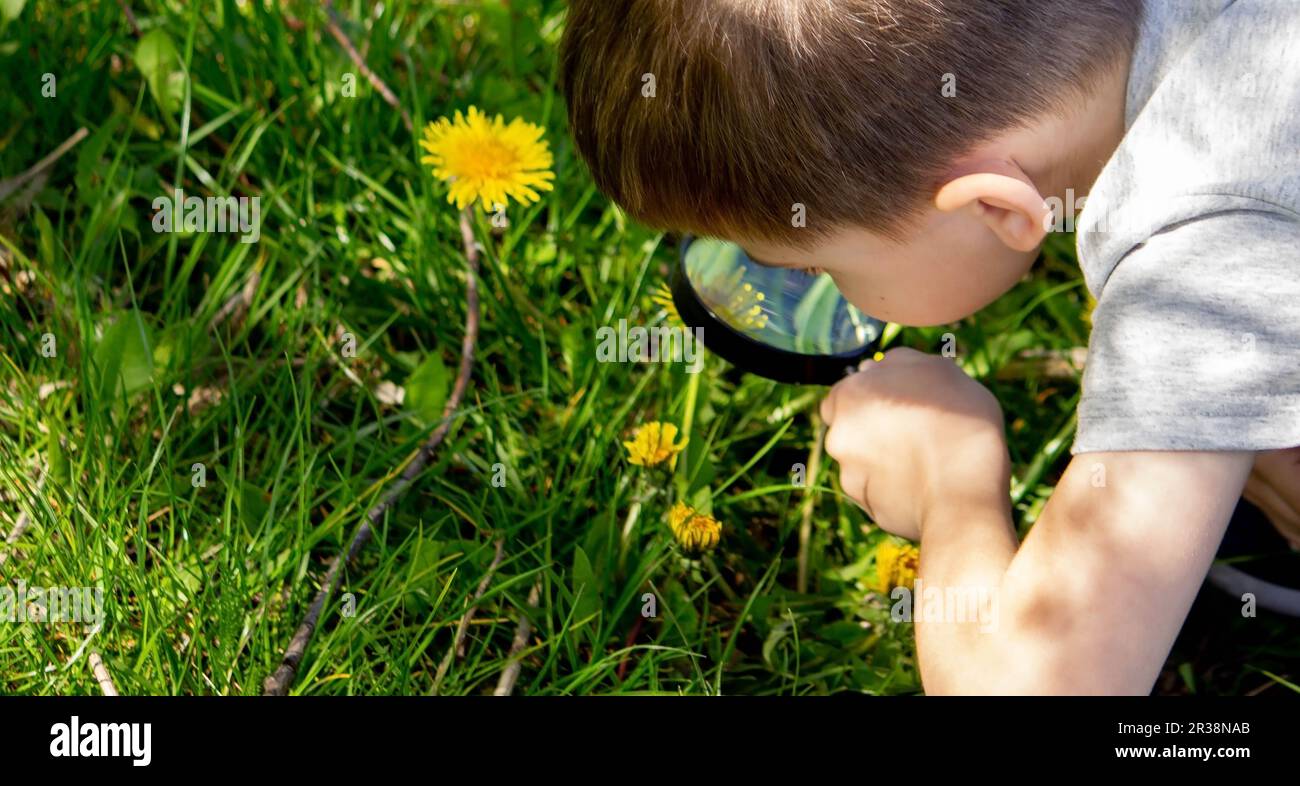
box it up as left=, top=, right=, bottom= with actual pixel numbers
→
left=667, top=501, right=721, bottom=552
left=419, top=106, right=554, bottom=210
left=871, top=539, right=919, bottom=594
left=623, top=421, right=688, bottom=467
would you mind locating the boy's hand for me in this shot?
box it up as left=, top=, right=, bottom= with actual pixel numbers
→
left=819, top=348, right=1011, bottom=541
left=1245, top=447, right=1300, bottom=548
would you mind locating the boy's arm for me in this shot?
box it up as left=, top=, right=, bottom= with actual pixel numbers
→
left=820, top=348, right=1254, bottom=694
left=916, top=450, right=1251, bottom=695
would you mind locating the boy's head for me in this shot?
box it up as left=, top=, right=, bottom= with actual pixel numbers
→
left=561, top=0, right=1142, bottom=325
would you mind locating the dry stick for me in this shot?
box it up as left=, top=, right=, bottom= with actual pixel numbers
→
left=994, top=347, right=1088, bottom=382
left=494, top=580, right=542, bottom=696
left=208, top=266, right=262, bottom=332
left=1, top=463, right=47, bottom=568
left=262, top=210, right=481, bottom=695
left=0, top=127, right=89, bottom=202
left=88, top=653, right=120, bottom=696
left=322, top=0, right=413, bottom=132
left=116, top=0, right=141, bottom=36
left=431, top=538, right=506, bottom=694
left=455, top=539, right=506, bottom=658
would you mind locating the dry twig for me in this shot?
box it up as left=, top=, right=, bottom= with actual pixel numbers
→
left=89, top=652, right=120, bottom=696
left=0, top=127, right=88, bottom=203
left=321, top=0, right=413, bottom=132
left=262, top=209, right=481, bottom=695
left=432, top=538, right=506, bottom=694
left=994, top=347, right=1088, bottom=381
left=494, top=580, right=542, bottom=696
left=116, top=1, right=140, bottom=36
left=1, top=462, right=47, bottom=568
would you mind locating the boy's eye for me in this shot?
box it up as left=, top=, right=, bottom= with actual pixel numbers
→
left=802, top=266, right=825, bottom=277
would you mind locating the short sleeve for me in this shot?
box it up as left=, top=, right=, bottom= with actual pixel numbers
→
left=1074, top=207, right=1300, bottom=453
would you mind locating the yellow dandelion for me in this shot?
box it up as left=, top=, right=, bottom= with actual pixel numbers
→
left=701, top=270, right=769, bottom=331
left=667, top=501, right=722, bottom=552
left=419, top=106, right=554, bottom=210
left=725, top=282, right=769, bottom=331
left=623, top=421, right=688, bottom=467
left=871, top=539, right=919, bottom=594
left=650, top=283, right=684, bottom=328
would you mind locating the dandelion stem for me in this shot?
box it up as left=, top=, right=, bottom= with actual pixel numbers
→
left=702, top=555, right=740, bottom=604
left=618, top=479, right=652, bottom=571
left=673, top=366, right=701, bottom=475
left=620, top=498, right=642, bottom=552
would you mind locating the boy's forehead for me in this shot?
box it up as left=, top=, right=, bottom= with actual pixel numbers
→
left=736, top=235, right=819, bottom=267
left=737, top=226, right=885, bottom=267
left=738, top=245, right=787, bottom=268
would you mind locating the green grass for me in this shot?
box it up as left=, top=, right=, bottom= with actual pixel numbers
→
left=1, top=0, right=1294, bottom=695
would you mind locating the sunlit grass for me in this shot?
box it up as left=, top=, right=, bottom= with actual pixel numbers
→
left=0, top=0, right=1291, bottom=695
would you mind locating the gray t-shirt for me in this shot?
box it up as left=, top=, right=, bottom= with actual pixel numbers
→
left=1073, top=0, right=1300, bottom=453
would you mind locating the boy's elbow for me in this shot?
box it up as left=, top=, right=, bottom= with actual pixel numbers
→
left=918, top=615, right=1156, bottom=695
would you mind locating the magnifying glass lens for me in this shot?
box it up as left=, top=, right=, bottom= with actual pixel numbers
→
left=674, top=237, right=884, bottom=384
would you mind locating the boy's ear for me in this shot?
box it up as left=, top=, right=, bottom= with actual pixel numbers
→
left=934, top=161, right=1051, bottom=253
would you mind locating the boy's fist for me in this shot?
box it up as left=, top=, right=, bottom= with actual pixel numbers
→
left=819, top=348, right=1011, bottom=541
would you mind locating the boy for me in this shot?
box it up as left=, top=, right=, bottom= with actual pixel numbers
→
left=560, top=0, right=1299, bottom=694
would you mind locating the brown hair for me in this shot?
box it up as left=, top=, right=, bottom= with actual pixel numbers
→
left=560, top=0, right=1142, bottom=243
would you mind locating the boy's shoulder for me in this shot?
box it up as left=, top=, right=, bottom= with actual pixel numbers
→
left=1080, top=0, right=1300, bottom=261
left=1071, top=0, right=1300, bottom=456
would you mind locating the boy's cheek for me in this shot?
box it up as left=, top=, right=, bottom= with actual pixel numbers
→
left=832, top=272, right=992, bottom=327
left=832, top=248, right=1036, bottom=327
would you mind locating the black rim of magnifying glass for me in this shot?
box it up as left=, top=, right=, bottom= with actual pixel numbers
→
left=671, top=235, right=883, bottom=386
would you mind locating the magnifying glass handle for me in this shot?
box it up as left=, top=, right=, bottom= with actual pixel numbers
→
left=844, top=352, right=885, bottom=378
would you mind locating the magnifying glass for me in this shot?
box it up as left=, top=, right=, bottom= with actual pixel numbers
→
left=670, top=236, right=885, bottom=385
